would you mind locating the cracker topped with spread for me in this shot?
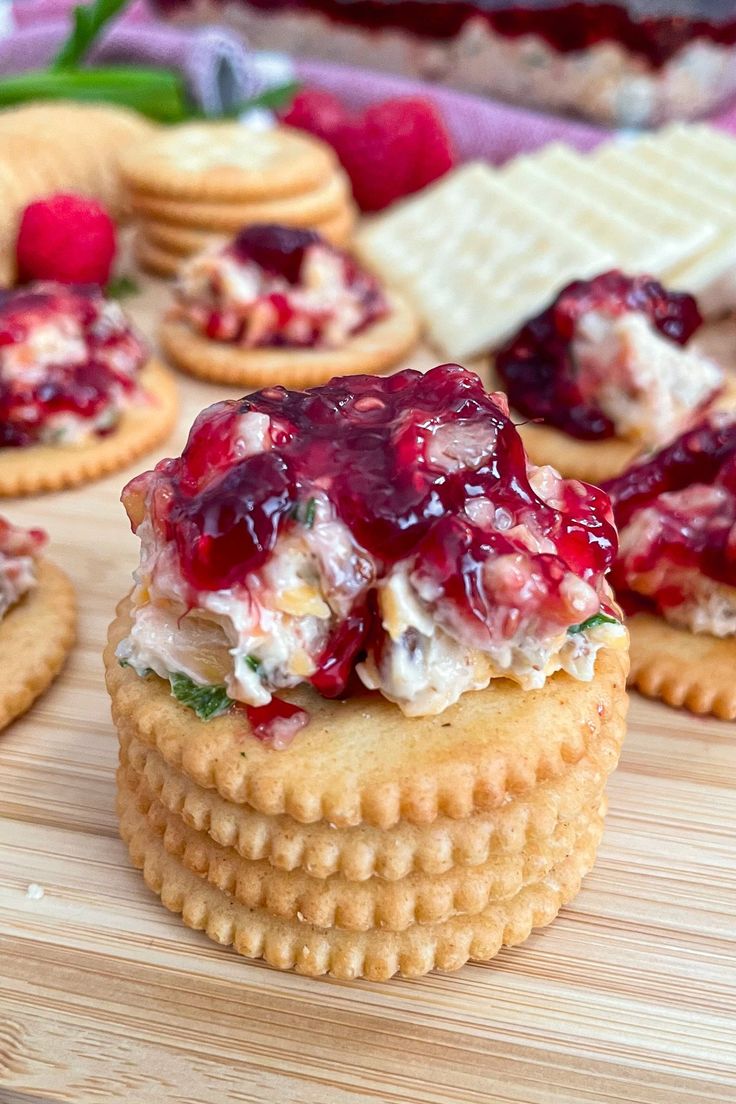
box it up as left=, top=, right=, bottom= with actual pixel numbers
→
left=159, top=224, right=419, bottom=387
left=0, top=282, right=177, bottom=496
left=119, top=123, right=338, bottom=202
left=604, top=415, right=736, bottom=719
left=495, top=271, right=734, bottom=483
left=0, top=514, right=75, bottom=731
left=107, top=365, right=629, bottom=978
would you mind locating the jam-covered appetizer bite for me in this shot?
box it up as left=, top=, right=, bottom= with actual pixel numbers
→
left=107, top=365, right=628, bottom=791
left=0, top=282, right=177, bottom=496
left=604, top=415, right=736, bottom=719
left=114, top=365, right=627, bottom=722
left=159, top=223, right=419, bottom=389
left=0, top=514, right=75, bottom=731
left=496, top=271, right=732, bottom=484
left=106, top=365, right=630, bottom=978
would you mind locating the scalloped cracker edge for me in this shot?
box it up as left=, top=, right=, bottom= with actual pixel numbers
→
left=128, top=169, right=351, bottom=229
left=0, top=559, right=76, bottom=731
left=119, top=722, right=622, bottom=882
left=106, top=596, right=629, bottom=829
left=120, top=762, right=606, bottom=932
left=119, top=793, right=604, bottom=979
left=628, top=611, right=736, bottom=720
left=119, top=124, right=338, bottom=203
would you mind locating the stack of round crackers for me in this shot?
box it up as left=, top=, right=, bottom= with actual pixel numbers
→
left=107, top=602, right=629, bottom=980
left=118, top=122, right=358, bottom=278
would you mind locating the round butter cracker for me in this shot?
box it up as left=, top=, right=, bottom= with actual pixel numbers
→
left=119, top=793, right=605, bottom=979
left=0, top=559, right=75, bottom=732
left=122, top=762, right=605, bottom=931
left=158, top=291, right=420, bottom=389
left=106, top=595, right=629, bottom=829
left=628, top=611, right=736, bottom=720
left=0, top=360, right=177, bottom=497
left=129, top=170, right=352, bottom=230
left=120, top=124, right=337, bottom=203
left=120, top=725, right=622, bottom=882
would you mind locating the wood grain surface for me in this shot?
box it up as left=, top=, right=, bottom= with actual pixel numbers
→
left=0, top=275, right=734, bottom=1104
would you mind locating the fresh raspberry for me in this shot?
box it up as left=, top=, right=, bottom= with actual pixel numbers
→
left=282, top=90, right=456, bottom=212
left=281, top=88, right=348, bottom=143
left=16, top=193, right=117, bottom=286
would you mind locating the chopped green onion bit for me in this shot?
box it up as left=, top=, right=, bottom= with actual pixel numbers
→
left=568, top=611, right=620, bottom=635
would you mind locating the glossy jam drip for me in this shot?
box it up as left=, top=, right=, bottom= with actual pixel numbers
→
left=0, top=284, right=145, bottom=448
left=245, top=698, right=310, bottom=747
left=159, top=0, right=736, bottom=68
left=495, top=271, right=702, bottom=441
left=604, top=418, right=736, bottom=597
left=131, top=365, right=618, bottom=696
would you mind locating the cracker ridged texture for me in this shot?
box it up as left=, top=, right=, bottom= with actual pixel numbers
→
left=0, top=559, right=76, bottom=731
left=158, top=292, right=420, bottom=388
left=119, top=721, right=623, bottom=881
left=119, top=124, right=337, bottom=202
left=121, top=761, right=607, bottom=931
left=128, top=169, right=352, bottom=229
left=627, top=611, right=736, bottom=720
left=140, top=196, right=357, bottom=255
left=0, top=360, right=177, bottom=497
left=134, top=207, right=357, bottom=279
left=106, top=596, right=630, bottom=829
left=119, top=794, right=604, bottom=979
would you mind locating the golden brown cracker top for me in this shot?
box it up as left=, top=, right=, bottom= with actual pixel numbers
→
left=121, top=723, right=620, bottom=881
left=119, top=124, right=337, bottom=202
left=106, top=595, right=629, bottom=830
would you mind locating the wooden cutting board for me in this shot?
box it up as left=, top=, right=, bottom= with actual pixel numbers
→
left=1, top=274, right=734, bottom=1104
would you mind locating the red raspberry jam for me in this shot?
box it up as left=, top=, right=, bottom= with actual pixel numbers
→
left=495, top=270, right=703, bottom=441
left=128, top=364, right=618, bottom=697
left=0, top=283, right=147, bottom=449
left=603, top=417, right=736, bottom=613
left=174, top=223, right=387, bottom=349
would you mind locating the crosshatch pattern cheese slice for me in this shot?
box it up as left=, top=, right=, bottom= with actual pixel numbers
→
left=357, top=126, right=736, bottom=360
left=356, top=163, right=611, bottom=360
left=501, top=143, right=713, bottom=275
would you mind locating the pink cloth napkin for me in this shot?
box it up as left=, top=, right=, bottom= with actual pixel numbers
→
left=4, top=1, right=736, bottom=158
left=297, top=57, right=736, bottom=161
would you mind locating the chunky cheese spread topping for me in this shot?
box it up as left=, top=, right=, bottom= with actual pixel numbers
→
left=604, top=415, right=736, bottom=635
left=172, top=223, right=388, bottom=349
left=118, top=365, right=625, bottom=741
left=0, top=283, right=148, bottom=448
left=496, top=270, right=722, bottom=445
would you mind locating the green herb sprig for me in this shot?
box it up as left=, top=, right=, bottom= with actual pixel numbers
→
left=169, top=672, right=232, bottom=721
left=0, top=0, right=299, bottom=123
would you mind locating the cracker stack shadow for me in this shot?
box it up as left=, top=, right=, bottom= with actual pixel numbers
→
left=119, top=122, right=358, bottom=278
left=106, top=597, right=629, bottom=981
